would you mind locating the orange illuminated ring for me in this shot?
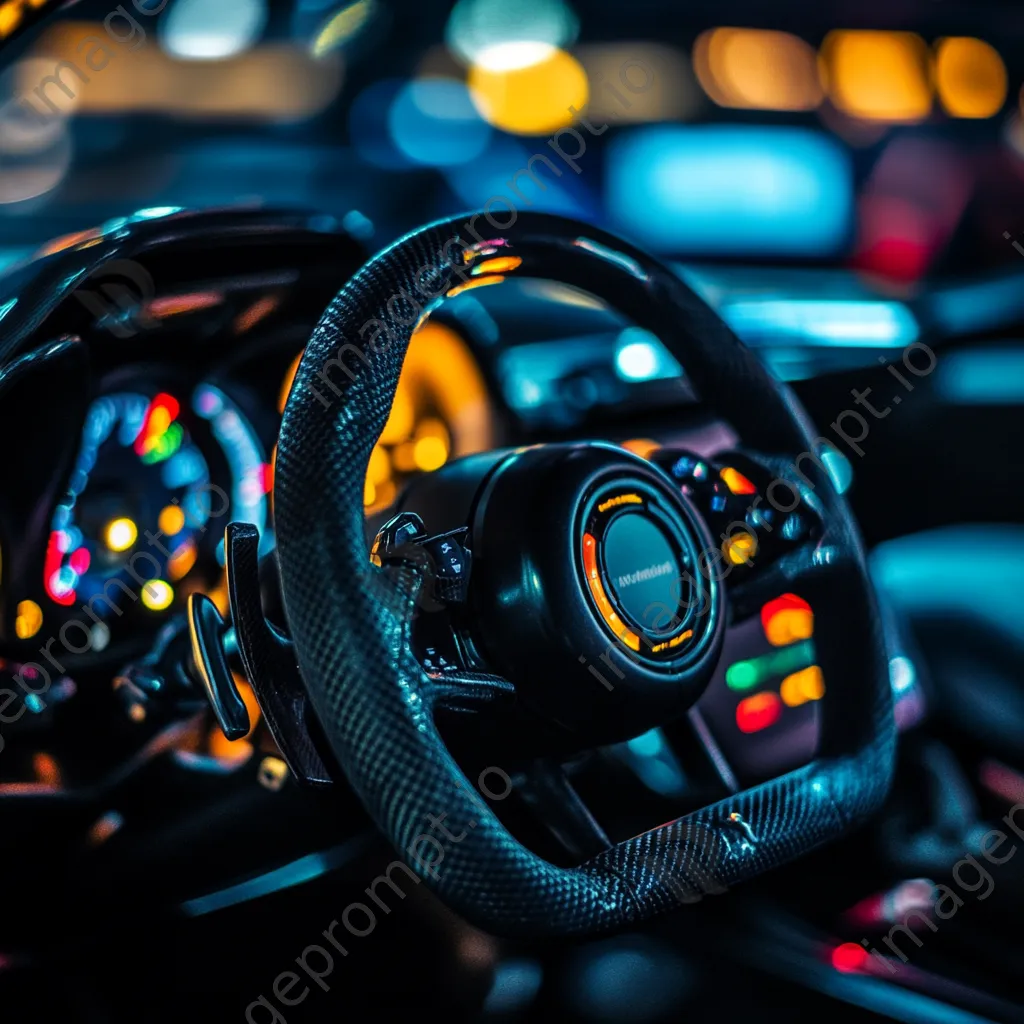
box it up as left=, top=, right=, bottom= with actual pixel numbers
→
left=582, top=532, right=640, bottom=651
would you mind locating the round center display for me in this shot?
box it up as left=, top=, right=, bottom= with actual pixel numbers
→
left=602, top=513, right=682, bottom=635
left=577, top=478, right=710, bottom=668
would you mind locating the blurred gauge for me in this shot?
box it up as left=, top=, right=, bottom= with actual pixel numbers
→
left=278, top=320, right=496, bottom=514
left=193, top=383, right=271, bottom=560
left=31, top=383, right=268, bottom=655
left=43, top=392, right=215, bottom=640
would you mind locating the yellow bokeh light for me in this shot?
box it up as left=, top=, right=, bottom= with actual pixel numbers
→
left=15, top=599, right=43, bottom=640
left=379, top=386, right=415, bottom=445
left=469, top=46, right=588, bottom=135
left=413, top=435, right=449, bottom=472
left=141, top=579, right=174, bottom=612
left=780, top=665, right=826, bottom=707
left=722, top=530, right=758, bottom=566
left=367, top=444, right=392, bottom=486
left=311, top=0, right=374, bottom=58
left=820, top=31, right=932, bottom=122
left=934, top=37, right=1007, bottom=119
left=105, top=517, right=138, bottom=553
left=416, top=417, right=450, bottom=443
left=363, top=479, right=376, bottom=507
left=694, top=28, right=822, bottom=111
left=158, top=504, right=186, bottom=537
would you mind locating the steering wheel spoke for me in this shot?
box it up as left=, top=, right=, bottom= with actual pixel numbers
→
left=517, top=758, right=612, bottom=861
left=428, top=667, right=517, bottom=715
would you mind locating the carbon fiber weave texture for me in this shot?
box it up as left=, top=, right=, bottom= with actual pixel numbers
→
left=274, top=211, right=896, bottom=937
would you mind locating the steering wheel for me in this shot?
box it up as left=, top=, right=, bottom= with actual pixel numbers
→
left=274, top=211, right=895, bottom=938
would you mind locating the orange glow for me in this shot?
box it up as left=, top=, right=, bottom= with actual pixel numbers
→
left=412, top=435, right=448, bottom=471
left=208, top=733, right=254, bottom=763
left=473, top=256, right=522, bottom=275
left=651, top=629, right=693, bottom=654
left=393, top=320, right=494, bottom=455
left=278, top=352, right=302, bottom=414
left=284, top=321, right=494, bottom=515
left=35, top=228, right=102, bottom=258
left=934, top=37, right=1007, bottom=118
left=820, top=31, right=932, bottom=122
left=620, top=438, right=660, bottom=460
left=469, top=47, right=588, bottom=135
left=234, top=675, right=262, bottom=740
left=761, top=593, right=814, bottom=647
left=15, top=598, right=43, bottom=639
left=446, top=274, right=505, bottom=298
left=159, top=505, right=186, bottom=537
left=234, top=294, right=281, bottom=334
left=147, top=292, right=222, bottom=320
left=27, top=26, right=344, bottom=120
left=582, top=532, right=640, bottom=651
left=597, top=494, right=643, bottom=514
left=694, top=28, right=822, bottom=111
left=380, top=388, right=416, bottom=445
left=0, top=4, right=23, bottom=39
left=720, top=466, right=756, bottom=495
left=208, top=674, right=261, bottom=761
left=33, top=752, right=61, bottom=786
left=780, top=665, right=826, bottom=707
left=167, top=540, right=198, bottom=581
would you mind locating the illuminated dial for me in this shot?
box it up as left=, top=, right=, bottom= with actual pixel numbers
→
left=278, top=319, right=496, bottom=515
left=41, top=391, right=218, bottom=649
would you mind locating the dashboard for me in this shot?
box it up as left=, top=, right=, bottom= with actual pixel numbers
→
left=0, top=208, right=929, bottom=798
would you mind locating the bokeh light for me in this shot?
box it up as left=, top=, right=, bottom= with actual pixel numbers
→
left=311, top=0, right=376, bottom=58
left=141, top=579, right=175, bottom=612
left=694, top=28, right=822, bottom=111
left=162, top=0, right=268, bottom=60
left=606, top=125, right=852, bottom=255
left=468, top=46, right=588, bottom=135
left=447, top=0, right=578, bottom=70
left=820, top=31, right=932, bottom=123
left=389, top=78, right=491, bottom=166
left=30, top=23, right=342, bottom=121
left=0, top=62, right=73, bottom=207
left=575, top=43, right=697, bottom=123
left=934, top=37, right=1007, bottom=119
left=105, top=517, right=138, bottom=553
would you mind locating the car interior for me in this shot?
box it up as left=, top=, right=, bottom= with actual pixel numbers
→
left=0, top=1, right=1023, bottom=1021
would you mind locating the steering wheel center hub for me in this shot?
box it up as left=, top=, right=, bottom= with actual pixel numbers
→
left=456, top=443, right=726, bottom=742
left=578, top=477, right=708, bottom=670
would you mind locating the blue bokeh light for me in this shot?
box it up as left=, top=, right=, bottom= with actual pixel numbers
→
left=389, top=79, right=491, bottom=167
left=606, top=126, right=853, bottom=255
